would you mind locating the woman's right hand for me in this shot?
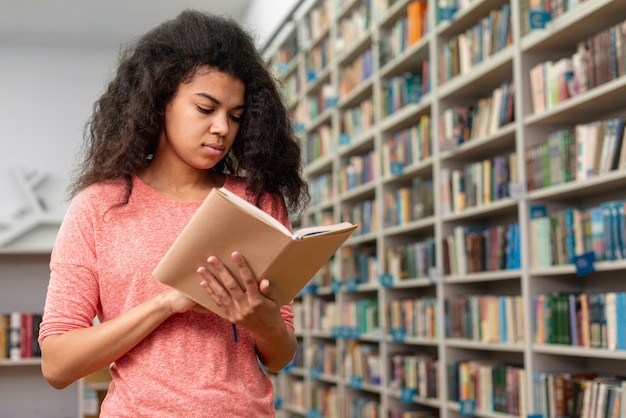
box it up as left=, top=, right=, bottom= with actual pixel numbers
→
left=161, top=288, right=203, bottom=314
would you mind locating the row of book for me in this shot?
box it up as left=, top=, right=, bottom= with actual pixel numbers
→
left=532, top=372, right=625, bottom=418
left=341, top=198, right=377, bottom=236
left=309, top=341, right=338, bottom=376
left=442, top=223, right=522, bottom=275
left=389, top=353, right=439, bottom=399
left=529, top=19, right=626, bottom=114
left=448, top=361, right=527, bottom=418
left=301, top=0, right=330, bottom=45
left=383, top=177, right=435, bottom=227
left=439, top=80, right=515, bottom=149
left=529, top=200, right=626, bottom=268
left=339, top=150, right=377, bottom=193
left=382, top=115, right=432, bottom=177
left=525, top=118, right=626, bottom=191
left=306, top=124, right=332, bottom=163
left=382, top=72, right=426, bottom=116
left=339, top=49, right=374, bottom=98
left=445, top=294, right=525, bottom=344
left=532, top=292, right=626, bottom=350
left=340, top=97, right=375, bottom=143
left=308, top=172, right=333, bottom=207
left=335, top=2, right=371, bottom=57
left=384, top=238, right=437, bottom=282
left=306, top=39, right=332, bottom=78
left=440, top=152, right=518, bottom=215
left=379, top=1, right=428, bottom=66
left=0, top=312, right=42, bottom=361
left=388, top=296, right=438, bottom=340
left=520, top=0, right=589, bottom=35
left=438, top=3, right=512, bottom=83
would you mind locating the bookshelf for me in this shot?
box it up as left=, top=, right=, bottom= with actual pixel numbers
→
left=0, top=251, right=79, bottom=417
left=263, top=0, right=626, bottom=417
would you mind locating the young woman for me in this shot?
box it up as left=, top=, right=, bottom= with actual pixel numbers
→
left=38, top=10, right=309, bottom=417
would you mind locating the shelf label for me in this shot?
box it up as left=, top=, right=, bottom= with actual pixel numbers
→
left=277, top=63, right=291, bottom=73
left=391, top=327, right=406, bottom=342
left=307, top=71, right=317, bottom=82
left=380, top=272, right=394, bottom=288
left=307, top=408, right=323, bottom=418
left=459, top=399, right=476, bottom=416
left=438, top=6, right=457, bottom=21
left=325, top=97, right=338, bottom=109
left=274, top=398, right=283, bottom=409
left=400, top=387, right=416, bottom=403
left=339, top=133, right=351, bottom=146
left=574, top=251, right=595, bottom=277
left=390, top=162, right=404, bottom=176
left=346, top=278, right=359, bottom=292
left=294, top=122, right=306, bottom=133
left=529, top=10, right=552, bottom=29
left=309, top=367, right=323, bottom=380
left=349, top=375, right=363, bottom=389
left=344, top=326, right=360, bottom=340
left=301, top=283, right=319, bottom=295
left=330, top=279, right=342, bottom=293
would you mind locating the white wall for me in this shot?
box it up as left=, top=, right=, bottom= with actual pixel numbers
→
left=0, top=1, right=299, bottom=246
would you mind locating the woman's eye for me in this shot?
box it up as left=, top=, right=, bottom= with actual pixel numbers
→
left=197, top=106, right=212, bottom=114
left=230, top=114, right=243, bottom=122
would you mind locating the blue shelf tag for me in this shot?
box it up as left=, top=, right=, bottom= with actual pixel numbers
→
left=344, top=326, right=360, bottom=340
left=302, top=283, right=319, bottom=295
left=390, top=162, right=404, bottom=176
left=349, top=375, right=363, bottom=389
left=380, top=273, right=394, bottom=288
left=307, top=408, right=323, bottom=418
left=277, top=63, right=290, bottom=73
left=438, top=6, right=457, bottom=21
left=339, top=133, right=351, bottom=146
left=274, top=398, right=283, bottom=409
left=294, top=122, right=306, bottom=133
left=400, top=387, right=416, bottom=403
left=330, top=279, right=343, bottom=293
left=459, top=399, right=476, bottom=416
left=529, top=10, right=552, bottom=29
left=325, top=97, right=338, bottom=109
left=391, top=327, right=406, bottom=342
left=309, top=367, right=322, bottom=380
left=307, top=71, right=317, bottom=82
left=330, top=326, right=341, bottom=339
left=575, top=251, right=595, bottom=277
left=346, top=278, right=359, bottom=292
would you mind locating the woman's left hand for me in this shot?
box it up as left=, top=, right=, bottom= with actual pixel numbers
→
left=196, top=251, right=283, bottom=331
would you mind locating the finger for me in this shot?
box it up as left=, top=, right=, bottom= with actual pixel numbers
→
left=230, top=252, right=260, bottom=295
left=207, top=256, right=246, bottom=295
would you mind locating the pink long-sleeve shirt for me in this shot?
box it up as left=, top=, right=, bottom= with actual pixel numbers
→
left=39, top=175, right=294, bottom=417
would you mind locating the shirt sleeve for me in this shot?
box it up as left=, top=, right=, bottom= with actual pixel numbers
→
left=38, top=191, right=101, bottom=345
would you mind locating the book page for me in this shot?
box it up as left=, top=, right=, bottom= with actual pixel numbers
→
left=294, top=221, right=356, bottom=239
left=217, top=188, right=292, bottom=236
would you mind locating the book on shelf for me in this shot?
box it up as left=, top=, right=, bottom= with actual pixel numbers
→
left=153, top=187, right=357, bottom=318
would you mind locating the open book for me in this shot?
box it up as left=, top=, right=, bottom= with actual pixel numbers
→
left=153, top=187, right=357, bottom=318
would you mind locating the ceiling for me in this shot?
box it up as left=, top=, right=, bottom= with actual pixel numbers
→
left=0, top=0, right=255, bottom=45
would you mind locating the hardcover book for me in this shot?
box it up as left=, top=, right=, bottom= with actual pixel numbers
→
left=153, top=187, right=357, bottom=318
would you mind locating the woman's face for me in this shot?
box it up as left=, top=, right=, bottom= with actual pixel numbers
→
left=159, top=67, right=245, bottom=171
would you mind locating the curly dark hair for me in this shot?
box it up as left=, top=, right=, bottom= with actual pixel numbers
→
left=71, top=9, right=309, bottom=213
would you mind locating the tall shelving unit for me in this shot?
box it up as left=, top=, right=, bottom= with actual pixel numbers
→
left=264, top=0, right=626, bottom=417
left=0, top=250, right=79, bottom=417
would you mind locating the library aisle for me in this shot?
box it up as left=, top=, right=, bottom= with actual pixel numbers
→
left=262, top=0, right=626, bottom=417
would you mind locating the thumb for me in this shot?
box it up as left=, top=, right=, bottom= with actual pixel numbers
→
left=259, top=279, right=281, bottom=305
